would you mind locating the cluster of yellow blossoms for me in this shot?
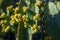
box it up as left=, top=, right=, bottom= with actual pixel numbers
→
left=22, top=6, right=29, bottom=12
left=10, top=13, right=22, bottom=26
left=33, top=13, right=41, bottom=21
left=0, top=12, right=6, bottom=31
left=35, top=1, right=42, bottom=7
left=0, top=13, right=11, bottom=32
left=0, top=20, right=10, bottom=33
left=2, top=25, right=11, bottom=32
left=0, top=20, right=7, bottom=25
left=14, top=7, right=20, bottom=14
left=10, top=13, right=29, bottom=28
left=0, top=12, right=6, bottom=18
left=31, top=24, right=41, bottom=34
left=22, top=15, right=29, bottom=28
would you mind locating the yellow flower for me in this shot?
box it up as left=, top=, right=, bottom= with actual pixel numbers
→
left=35, top=1, right=42, bottom=7
left=10, top=15, right=14, bottom=19
left=26, top=18, right=29, bottom=21
left=14, top=14, right=19, bottom=19
left=33, top=13, right=40, bottom=20
left=31, top=24, right=41, bottom=33
left=31, top=27, right=35, bottom=31
left=33, top=24, right=37, bottom=29
left=14, top=7, right=19, bottom=13
left=4, top=26, right=11, bottom=32
left=32, top=24, right=41, bottom=32
left=35, top=13, right=40, bottom=17
left=10, top=14, right=22, bottom=24
left=24, top=24, right=28, bottom=28
left=15, top=18, right=20, bottom=23
left=24, top=22, right=29, bottom=25
left=22, top=15, right=28, bottom=22
left=9, top=5, right=13, bottom=8
left=11, top=18, right=15, bottom=21
left=14, top=14, right=18, bottom=18
left=1, top=24, right=5, bottom=27
left=10, top=20, right=15, bottom=26
left=22, top=6, right=29, bottom=12
left=0, top=20, right=4, bottom=24
left=22, top=15, right=26, bottom=19
left=33, top=16, right=37, bottom=20
left=14, top=14, right=21, bottom=18
left=0, top=20, right=7, bottom=24
left=17, top=14, right=22, bottom=18
left=34, top=29, right=38, bottom=33
left=24, top=22, right=27, bottom=25
left=24, top=21, right=29, bottom=28
left=19, top=18, right=22, bottom=22
left=7, top=5, right=13, bottom=11
left=1, top=12, right=6, bottom=18
left=2, top=26, right=5, bottom=32
left=4, top=20, right=7, bottom=24
left=15, top=7, right=19, bottom=11
left=14, top=14, right=22, bottom=19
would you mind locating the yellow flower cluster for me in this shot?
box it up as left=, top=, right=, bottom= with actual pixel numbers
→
left=10, top=14, right=22, bottom=26
left=22, top=6, right=29, bottom=12
left=24, top=22, right=29, bottom=28
left=10, top=14, right=29, bottom=28
left=33, top=13, right=41, bottom=21
left=2, top=25, right=11, bottom=32
left=35, top=1, right=42, bottom=7
left=0, top=12, right=6, bottom=18
left=0, top=20, right=7, bottom=25
left=22, top=15, right=29, bottom=28
left=4, top=26, right=11, bottom=32
left=0, top=20, right=7, bottom=32
left=10, top=20, right=16, bottom=26
left=14, top=7, right=19, bottom=14
left=31, top=24, right=41, bottom=33
left=22, top=15, right=29, bottom=22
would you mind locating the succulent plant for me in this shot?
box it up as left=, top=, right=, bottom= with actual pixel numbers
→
left=0, top=0, right=46, bottom=40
